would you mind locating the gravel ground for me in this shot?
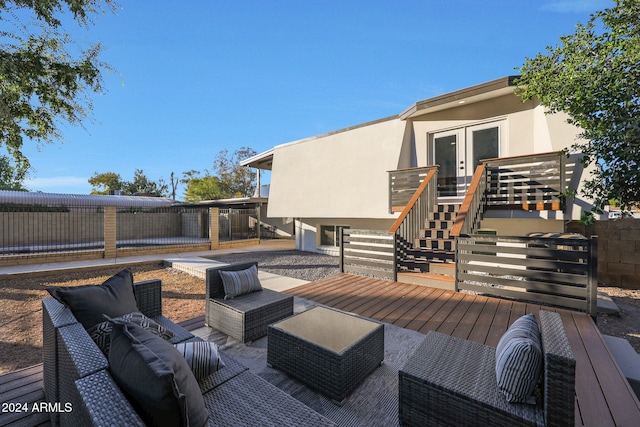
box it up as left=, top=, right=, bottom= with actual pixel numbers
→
left=210, top=250, right=340, bottom=281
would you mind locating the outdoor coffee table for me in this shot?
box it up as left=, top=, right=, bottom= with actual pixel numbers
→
left=267, top=306, right=384, bottom=405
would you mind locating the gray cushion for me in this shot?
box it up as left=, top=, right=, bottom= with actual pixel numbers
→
left=88, top=312, right=175, bottom=355
left=174, top=341, right=225, bottom=380
left=108, top=320, right=208, bottom=427
left=46, top=269, right=139, bottom=330
left=219, top=264, right=262, bottom=299
left=495, top=313, right=543, bottom=403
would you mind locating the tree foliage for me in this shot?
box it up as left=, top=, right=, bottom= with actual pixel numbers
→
left=517, top=0, right=640, bottom=213
left=180, top=170, right=225, bottom=202
left=0, top=0, right=116, bottom=170
left=89, top=169, right=168, bottom=197
left=0, top=154, right=28, bottom=190
left=182, top=147, right=257, bottom=202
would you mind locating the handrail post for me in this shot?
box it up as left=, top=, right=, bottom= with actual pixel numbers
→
left=588, top=235, right=598, bottom=318
left=339, top=227, right=345, bottom=273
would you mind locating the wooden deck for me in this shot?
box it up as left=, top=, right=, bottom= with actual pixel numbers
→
left=2, top=273, right=640, bottom=426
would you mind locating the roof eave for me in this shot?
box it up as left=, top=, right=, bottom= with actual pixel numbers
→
left=400, top=76, right=520, bottom=120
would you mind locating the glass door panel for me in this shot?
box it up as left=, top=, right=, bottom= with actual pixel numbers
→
left=434, top=134, right=458, bottom=197
left=471, top=127, right=499, bottom=167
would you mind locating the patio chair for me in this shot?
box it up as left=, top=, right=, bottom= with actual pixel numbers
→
left=205, top=261, right=294, bottom=342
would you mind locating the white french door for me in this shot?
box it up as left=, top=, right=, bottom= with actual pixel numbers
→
left=432, top=121, right=503, bottom=200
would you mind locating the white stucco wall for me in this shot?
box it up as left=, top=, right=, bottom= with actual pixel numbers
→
left=267, top=117, right=407, bottom=219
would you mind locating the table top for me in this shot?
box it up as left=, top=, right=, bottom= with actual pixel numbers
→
left=270, top=306, right=382, bottom=354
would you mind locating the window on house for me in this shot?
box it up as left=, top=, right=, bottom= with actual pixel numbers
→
left=319, top=225, right=350, bottom=247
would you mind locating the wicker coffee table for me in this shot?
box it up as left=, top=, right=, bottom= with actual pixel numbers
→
left=267, top=306, right=384, bottom=405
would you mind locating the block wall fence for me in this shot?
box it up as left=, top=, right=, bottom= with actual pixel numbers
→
left=568, top=219, right=640, bottom=289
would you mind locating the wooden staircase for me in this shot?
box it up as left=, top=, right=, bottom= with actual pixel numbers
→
left=397, top=204, right=459, bottom=289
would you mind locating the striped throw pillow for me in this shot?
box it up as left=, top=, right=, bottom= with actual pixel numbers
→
left=495, top=313, right=542, bottom=403
left=89, top=312, right=175, bottom=355
left=174, top=341, right=225, bottom=380
left=219, top=265, right=262, bottom=300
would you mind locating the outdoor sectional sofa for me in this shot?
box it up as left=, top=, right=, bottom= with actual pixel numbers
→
left=42, top=275, right=335, bottom=426
left=399, top=310, right=575, bottom=427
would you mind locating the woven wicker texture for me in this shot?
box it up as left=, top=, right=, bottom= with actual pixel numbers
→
left=267, top=309, right=385, bottom=404
left=539, top=310, right=576, bottom=427
left=42, top=298, right=79, bottom=426
left=57, top=323, right=109, bottom=427
left=206, top=262, right=294, bottom=342
left=132, top=279, right=163, bottom=318
left=75, top=370, right=145, bottom=427
left=203, top=370, right=337, bottom=426
left=398, top=310, right=575, bottom=427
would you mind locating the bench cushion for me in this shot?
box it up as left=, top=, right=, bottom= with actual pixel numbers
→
left=495, top=314, right=542, bottom=403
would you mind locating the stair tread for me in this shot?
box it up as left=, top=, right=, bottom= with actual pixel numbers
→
left=397, top=272, right=455, bottom=281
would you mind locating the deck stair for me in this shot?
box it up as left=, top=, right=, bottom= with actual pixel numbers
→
left=397, top=204, right=460, bottom=289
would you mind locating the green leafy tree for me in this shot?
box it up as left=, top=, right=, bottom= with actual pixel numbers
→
left=181, top=170, right=225, bottom=202
left=182, top=147, right=257, bottom=202
left=213, top=147, right=257, bottom=198
left=88, top=171, right=123, bottom=195
left=89, top=169, right=168, bottom=197
left=0, top=0, right=116, bottom=170
left=124, top=169, right=168, bottom=197
left=0, top=155, right=29, bottom=190
left=517, top=0, right=640, bottom=214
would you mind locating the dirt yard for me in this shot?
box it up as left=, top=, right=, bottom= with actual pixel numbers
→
left=1, top=264, right=639, bottom=375
left=0, top=264, right=205, bottom=375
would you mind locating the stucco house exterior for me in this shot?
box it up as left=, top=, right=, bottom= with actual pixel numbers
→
left=243, top=76, right=593, bottom=257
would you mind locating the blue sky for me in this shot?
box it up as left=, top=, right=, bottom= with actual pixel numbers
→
left=19, top=0, right=613, bottom=198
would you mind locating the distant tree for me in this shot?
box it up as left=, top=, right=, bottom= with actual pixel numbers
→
left=169, top=171, right=179, bottom=200
left=212, top=147, right=257, bottom=198
left=0, top=155, right=29, bottom=190
left=0, top=0, right=117, bottom=171
left=89, top=169, right=168, bottom=197
left=517, top=0, right=640, bottom=216
left=88, top=171, right=124, bottom=195
left=181, top=170, right=225, bottom=202
left=124, top=169, right=168, bottom=197
left=181, top=147, right=257, bottom=202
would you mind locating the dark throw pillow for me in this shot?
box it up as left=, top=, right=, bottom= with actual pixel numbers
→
left=219, top=264, right=262, bottom=300
left=46, top=268, right=139, bottom=330
left=108, top=320, right=208, bottom=427
left=495, top=313, right=543, bottom=403
left=88, top=312, right=175, bottom=356
left=174, top=341, right=225, bottom=380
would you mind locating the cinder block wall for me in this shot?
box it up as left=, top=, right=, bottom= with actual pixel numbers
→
left=568, top=219, right=640, bottom=289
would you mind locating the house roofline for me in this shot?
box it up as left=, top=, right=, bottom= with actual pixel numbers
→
left=243, top=76, right=522, bottom=170
left=400, top=75, right=520, bottom=120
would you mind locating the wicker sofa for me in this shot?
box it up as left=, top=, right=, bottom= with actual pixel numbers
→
left=43, top=278, right=335, bottom=427
left=205, top=262, right=294, bottom=343
left=398, top=310, right=575, bottom=427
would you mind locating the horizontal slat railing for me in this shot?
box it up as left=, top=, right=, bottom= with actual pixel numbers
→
left=482, top=151, right=566, bottom=210
left=388, top=166, right=439, bottom=213
left=455, top=234, right=598, bottom=316
left=340, top=229, right=396, bottom=280
left=388, top=168, right=438, bottom=274
left=450, top=164, right=487, bottom=237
